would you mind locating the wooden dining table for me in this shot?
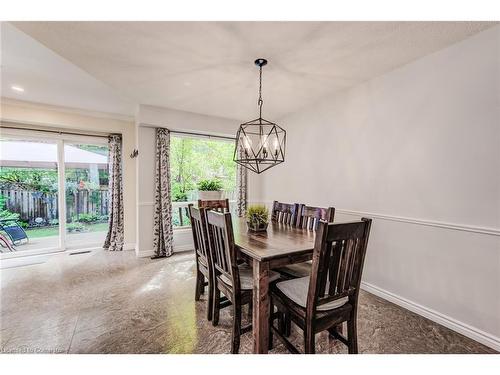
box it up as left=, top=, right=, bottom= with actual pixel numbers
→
left=232, top=218, right=317, bottom=354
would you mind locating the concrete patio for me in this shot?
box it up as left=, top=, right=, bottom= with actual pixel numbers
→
left=1, top=231, right=107, bottom=253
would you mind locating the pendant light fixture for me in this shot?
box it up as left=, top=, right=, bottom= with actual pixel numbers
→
left=234, top=58, right=286, bottom=174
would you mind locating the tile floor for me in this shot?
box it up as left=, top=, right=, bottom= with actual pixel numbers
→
left=0, top=250, right=496, bottom=354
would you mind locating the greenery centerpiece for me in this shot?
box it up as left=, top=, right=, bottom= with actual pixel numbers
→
left=246, top=204, right=269, bottom=232
left=197, top=178, right=223, bottom=200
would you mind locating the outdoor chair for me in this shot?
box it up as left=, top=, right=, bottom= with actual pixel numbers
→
left=0, top=219, right=29, bottom=246
left=0, top=233, right=16, bottom=252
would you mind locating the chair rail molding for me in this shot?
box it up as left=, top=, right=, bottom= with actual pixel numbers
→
left=138, top=201, right=155, bottom=206
left=258, top=200, right=500, bottom=236
left=336, top=209, right=500, bottom=236
left=258, top=201, right=499, bottom=236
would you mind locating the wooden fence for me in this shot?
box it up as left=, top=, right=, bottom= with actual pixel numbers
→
left=0, top=189, right=109, bottom=224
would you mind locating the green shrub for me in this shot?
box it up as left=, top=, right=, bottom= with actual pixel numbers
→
left=67, top=222, right=86, bottom=232
left=173, top=191, right=188, bottom=202
left=172, top=184, right=189, bottom=202
left=246, top=205, right=269, bottom=225
left=0, top=194, right=20, bottom=223
left=78, top=213, right=100, bottom=223
left=197, top=179, right=223, bottom=191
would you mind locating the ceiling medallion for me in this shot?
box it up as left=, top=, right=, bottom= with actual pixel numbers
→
left=234, top=58, right=286, bottom=174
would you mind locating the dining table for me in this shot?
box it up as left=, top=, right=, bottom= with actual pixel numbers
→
left=232, top=217, right=317, bottom=354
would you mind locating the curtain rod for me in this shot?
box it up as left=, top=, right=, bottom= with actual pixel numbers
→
left=170, top=130, right=235, bottom=141
left=0, top=124, right=117, bottom=139
left=139, top=123, right=235, bottom=141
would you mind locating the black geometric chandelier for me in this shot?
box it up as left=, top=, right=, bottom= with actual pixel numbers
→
left=234, top=58, right=286, bottom=174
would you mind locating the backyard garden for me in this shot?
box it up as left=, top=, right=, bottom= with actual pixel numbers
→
left=169, top=136, right=237, bottom=227
left=0, top=142, right=110, bottom=244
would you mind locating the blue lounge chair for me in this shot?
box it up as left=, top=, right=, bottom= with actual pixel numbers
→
left=0, top=219, right=29, bottom=246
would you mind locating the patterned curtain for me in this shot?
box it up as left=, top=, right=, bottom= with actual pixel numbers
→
left=152, top=128, right=173, bottom=258
left=236, top=145, right=247, bottom=217
left=103, top=134, right=124, bottom=251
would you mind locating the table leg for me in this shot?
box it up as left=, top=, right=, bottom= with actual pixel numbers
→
left=252, top=259, right=270, bottom=354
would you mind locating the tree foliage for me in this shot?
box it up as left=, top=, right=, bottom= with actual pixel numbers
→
left=0, top=168, right=58, bottom=193
left=170, top=136, right=236, bottom=201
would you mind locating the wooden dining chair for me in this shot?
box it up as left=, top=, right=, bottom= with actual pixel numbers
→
left=206, top=210, right=280, bottom=353
left=198, top=198, right=230, bottom=212
left=271, top=201, right=299, bottom=226
left=297, top=205, right=335, bottom=230
left=269, top=218, right=372, bottom=354
left=277, top=204, right=336, bottom=279
left=188, top=205, right=214, bottom=321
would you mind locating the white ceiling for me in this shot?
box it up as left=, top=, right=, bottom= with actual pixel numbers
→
left=4, top=21, right=498, bottom=120
left=1, top=22, right=135, bottom=116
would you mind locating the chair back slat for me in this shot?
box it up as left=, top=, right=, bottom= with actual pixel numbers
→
left=308, top=218, right=372, bottom=314
left=272, top=201, right=299, bottom=226
left=198, top=199, right=230, bottom=213
left=188, top=205, right=210, bottom=263
left=297, top=205, right=335, bottom=230
left=206, top=210, right=239, bottom=287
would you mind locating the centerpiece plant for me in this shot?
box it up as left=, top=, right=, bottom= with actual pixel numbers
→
left=246, top=204, right=269, bottom=232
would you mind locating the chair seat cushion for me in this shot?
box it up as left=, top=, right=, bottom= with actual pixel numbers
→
left=276, top=261, right=312, bottom=278
left=220, top=265, right=280, bottom=290
left=276, top=276, right=348, bottom=311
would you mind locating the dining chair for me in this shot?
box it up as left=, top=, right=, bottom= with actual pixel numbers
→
left=269, top=218, right=372, bottom=354
left=188, top=205, right=214, bottom=321
left=271, top=200, right=299, bottom=226
left=297, top=205, right=335, bottom=230
left=206, top=210, right=280, bottom=353
left=198, top=198, right=230, bottom=212
left=277, top=204, right=336, bottom=279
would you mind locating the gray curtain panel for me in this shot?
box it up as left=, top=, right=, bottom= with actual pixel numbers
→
left=152, top=128, right=174, bottom=258
left=103, top=134, right=124, bottom=251
left=236, top=146, right=248, bottom=217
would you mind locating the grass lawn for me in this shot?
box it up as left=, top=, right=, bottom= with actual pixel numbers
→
left=22, top=222, right=108, bottom=239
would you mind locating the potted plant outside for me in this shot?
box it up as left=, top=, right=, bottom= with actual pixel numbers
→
left=246, top=205, right=269, bottom=232
left=197, top=178, right=223, bottom=200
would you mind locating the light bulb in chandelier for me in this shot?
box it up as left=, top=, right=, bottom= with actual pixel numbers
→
left=261, top=134, right=269, bottom=159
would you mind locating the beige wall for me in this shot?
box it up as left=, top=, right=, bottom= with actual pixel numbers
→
left=259, top=26, right=500, bottom=349
left=0, top=98, right=137, bottom=246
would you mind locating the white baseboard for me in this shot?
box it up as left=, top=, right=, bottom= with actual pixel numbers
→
left=174, top=244, right=194, bottom=252
left=136, top=249, right=154, bottom=258
left=361, top=281, right=500, bottom=351
left=123, top=242, right=136, bottom=251
left=136, top=245, right=194, bottom=258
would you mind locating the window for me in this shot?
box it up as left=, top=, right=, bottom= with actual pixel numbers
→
left=0, top=133, right=110, bottom=257
left=170, top=134, right=236, bottom=228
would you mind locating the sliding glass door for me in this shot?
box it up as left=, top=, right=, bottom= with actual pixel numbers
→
left=64, top=143, right=109, bottom=250
left=0, top=130, right=110, bottom=257
left=0, top=138, right=60, bottom=254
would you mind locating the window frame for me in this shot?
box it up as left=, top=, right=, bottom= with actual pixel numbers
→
left=169, top=133, right=237, bottom=230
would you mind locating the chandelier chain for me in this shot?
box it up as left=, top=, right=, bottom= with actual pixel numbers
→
left=258, top=65, right=263, bottom=118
